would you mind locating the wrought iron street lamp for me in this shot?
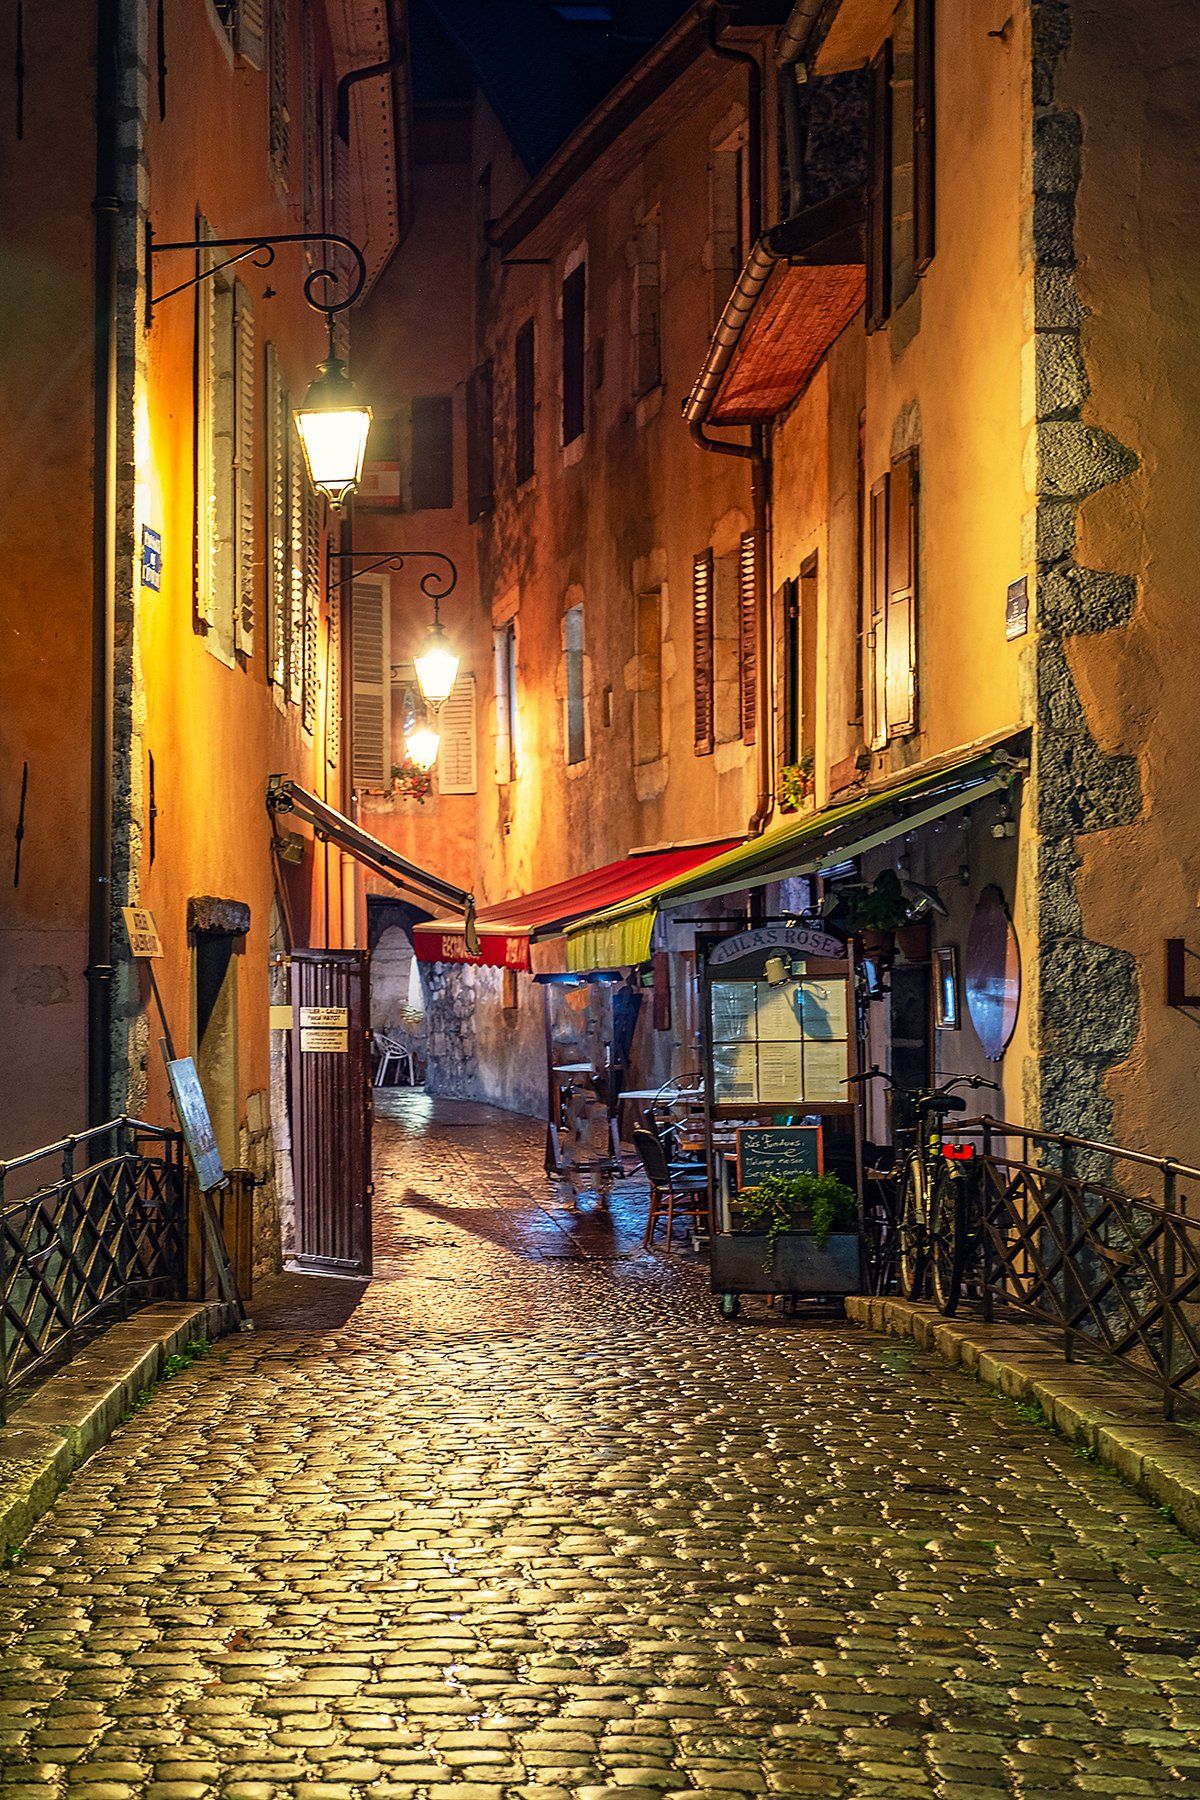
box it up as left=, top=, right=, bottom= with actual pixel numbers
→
left=413, top=603, right=460, bottom=710
left=405, top=723, right=441, bottom=771
left=328, top=549, right=462, bottom=709
left=148, top=228, right=374, bottom=508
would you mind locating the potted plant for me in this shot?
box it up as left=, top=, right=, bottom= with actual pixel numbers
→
left=734, top=1171, right=859, bottom=1260
left=393, top=759, right=434, bottom=804
left=779, top=752, right=815, bottom=814
left=824, top=869, right=912, bottom=960
left=711, top=1170, right=861, bottom=1310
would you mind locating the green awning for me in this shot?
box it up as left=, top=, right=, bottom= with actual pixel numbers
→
left=563, top=735, right=1025, bottom=972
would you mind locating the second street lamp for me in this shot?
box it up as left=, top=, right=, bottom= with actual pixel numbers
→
left=414, top=603, right=460, bottom=709
left=294, top=339, right=373, bottom=510
left=328, top=549, right=463, bottom=709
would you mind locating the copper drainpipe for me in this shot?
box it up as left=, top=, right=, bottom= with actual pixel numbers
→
left=690, top=6, right=774, bottom=840
left=86, top=0, right=120, bottom=1124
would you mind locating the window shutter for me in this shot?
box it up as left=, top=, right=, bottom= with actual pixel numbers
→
left=738, top=530, right=758, bottom=746
left=866, top=39, right=892, bottom=331
left=692, top=550, right=714, bottom=756
left=265, top=347, right=287, bottom=687
left=914, top=0, right=935, bottom=273
left=301, top=484, right=320, bottom=733
left=652, top=951, right=672, bottom=1032
left=885, top=452, right=918, bottom=735
left=302, top=1, right=318, bottom=232
left=235, top=0, right=265, bottom=69
left=267, top=0, right=289, bottom=189
left=561, top=262, right=586, bottom=445
left=350, top=576, right=391, bottom=791
left=288, top=424, right=305, bottom=704
left=867, top=473, right=889, bottom=747
left=233, top=284, right=255, bottom=658
left=196, top=228, right=218, bottom=629
left=782, top=577, right=800, bottom=767
left=411, top=396, right=454, bottom=511
left=439, top=674, right=478, bottom=795
left=466, top=363, right=494, bottom=522
left=326, top=586, right=341, bottom=767
left=515, top=320, right=536, bottom=486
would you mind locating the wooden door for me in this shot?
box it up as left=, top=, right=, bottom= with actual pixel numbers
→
left=289, top=949, right=372, bottom=1276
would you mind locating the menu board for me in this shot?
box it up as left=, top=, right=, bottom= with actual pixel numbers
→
left=710, top=976, right=850, bottom=1106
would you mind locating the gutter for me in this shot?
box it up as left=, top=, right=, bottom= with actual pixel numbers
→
left=87, top=0, right=120, bottom=1125
left=776, top=0, right=840, bottom=66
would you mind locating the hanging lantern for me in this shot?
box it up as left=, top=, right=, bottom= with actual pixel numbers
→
left=405, top=724, right=441, bottom=771
left=414, top=614, right=460, bottom=709
left=293, top=354, right=372, bottom=509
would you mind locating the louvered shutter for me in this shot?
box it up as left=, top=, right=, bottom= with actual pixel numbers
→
left=233, top=283, right=255, bottom=657
left=885, top=453, right=918, bottom=734
left=868, top=474, right=889, bottom=746
left=235, top=0, right=265, bottom=69
left=196, top=224, right=217, bottom=627
left=326, top=588, right=341, bottom=767
left=288, top=424, right=305, bottom=704
left=561, top=263, right=586, bottom=445
left=351, top=576, right=391, bottom=791
left=265, top=347, right=287, bottom=686
left=439, top=674, right=478, bottom=795
left=866, top=40, right=892, bottom=330
left=331, top=128, right=352, bottom=360
left=782, top=578, right=800, bottom=767
left=914, top=0, right=935, bottom=273
left=738, top=531, right=757, bottom=746
left=692, top=550, right=714, bottom=756
left=302, top=1, right=318, bottom=232
left=267, top=0, right=289, bottom=189
left=301, top=485, right=320, bottom=733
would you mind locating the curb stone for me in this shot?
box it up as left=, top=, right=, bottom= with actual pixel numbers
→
left=0, top=1299, right=235, bottom=1554
left=846, top=1295, right=1200, bottom=1546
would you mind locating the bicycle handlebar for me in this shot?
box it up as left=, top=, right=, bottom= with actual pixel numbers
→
left=844, top=1067, right=1001, bottom=1097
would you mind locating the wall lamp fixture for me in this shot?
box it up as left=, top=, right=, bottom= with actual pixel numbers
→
left=328, top=549, right=461, bottom=709
left=147, top=227, right=373, bottom=508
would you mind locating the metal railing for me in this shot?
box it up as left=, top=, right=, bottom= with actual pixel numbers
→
left=0, top=1117, right=187, bottom=1420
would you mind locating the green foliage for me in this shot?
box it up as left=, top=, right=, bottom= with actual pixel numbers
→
left=738, top=1171, right=858, bottom=1256
left=162, top=1337, right=211, bottom=1379
left=780, top=753, right=815, bottom=812
left=825, top=868, right=914, bottom=935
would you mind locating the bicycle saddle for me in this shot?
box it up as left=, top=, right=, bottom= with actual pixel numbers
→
left=917, top=1093, right=966, bottom=1114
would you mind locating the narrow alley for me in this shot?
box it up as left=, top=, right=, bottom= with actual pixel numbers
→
left=2, top=1100, right=1200, bottom=1799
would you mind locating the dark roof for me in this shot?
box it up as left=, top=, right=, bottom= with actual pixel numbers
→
left=413, top=0, right=694, bottom=173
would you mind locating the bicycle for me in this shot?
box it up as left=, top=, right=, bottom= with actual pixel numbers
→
left=846, top=1067, right=999, bottom=1312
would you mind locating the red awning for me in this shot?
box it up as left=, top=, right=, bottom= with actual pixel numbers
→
left=413, top=840, right=738, bottom=970
left=709, top=262, right=865, bottom=424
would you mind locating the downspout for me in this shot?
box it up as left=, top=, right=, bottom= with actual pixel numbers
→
left=87, top=0, right=120, bottom=1125
left=697, top=6, right=774, bottom=838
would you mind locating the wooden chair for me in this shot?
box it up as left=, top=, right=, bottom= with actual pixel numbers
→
left=632, top=1125, right=710, bottom=1253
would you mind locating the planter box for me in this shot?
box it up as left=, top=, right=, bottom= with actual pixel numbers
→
left=710, top=1231, right=861, bottom=1298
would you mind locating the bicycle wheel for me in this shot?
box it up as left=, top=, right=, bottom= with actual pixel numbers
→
left=930, top=1160, right=968, bottom=1316
left=897, top=1153, right=928, bottom=1301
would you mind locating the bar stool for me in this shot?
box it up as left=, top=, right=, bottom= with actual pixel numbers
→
left=632, top=1126, right=710, bottom=1253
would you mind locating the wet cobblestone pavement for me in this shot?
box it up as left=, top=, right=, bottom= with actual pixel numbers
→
left=4, top=1093, right=1200, bottom=1798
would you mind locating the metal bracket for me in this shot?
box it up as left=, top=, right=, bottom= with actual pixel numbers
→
left=147, top=227, right=367, bottom=325
left=326, top=547, right=458, bottom=601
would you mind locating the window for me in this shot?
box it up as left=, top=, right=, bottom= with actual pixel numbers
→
left=692, top=551, right=714, bottom=756
left=494, top=622, right=518, bottom=784
left=564, top=605, right=586, bottom=765
left=439, top=673, right=478, bottom=794
left=350, top=575, right=391, bottom=791
left=634, top=590, right=662, bottom=765
left=561, top=260, right=586, bottom=446
left=466, top=362, right=494, bottom=520
left=514, top=320, right=536, bottom=486
left=632, top=209, right=662, bottom=396
left=267, top=0, right=289, bottom=190
left=782, top=555, right=818, bottom=772
left=197, top=230, right=255, bottom=663
left=866, top=0, right=934, bottom=328
left=865, top=450, right=919, bottom=746
left=411, top=396, right=454, bottom=511
left=709, top=128, right=747, bottom=325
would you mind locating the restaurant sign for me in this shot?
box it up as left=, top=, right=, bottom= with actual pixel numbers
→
left=415, top=930, right=529, bottom=970
left=708, top=923, right=845, bottom=969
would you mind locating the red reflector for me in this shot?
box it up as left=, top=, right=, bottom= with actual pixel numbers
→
left=942, top=1144, right=976, bottom=1161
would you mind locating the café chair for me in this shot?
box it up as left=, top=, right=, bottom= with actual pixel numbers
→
left=632, top=1126, right=710, bottom=1254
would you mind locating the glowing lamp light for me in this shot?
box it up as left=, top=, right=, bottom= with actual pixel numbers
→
left=293, top=355, right=372, bottom=509
left=405, top=724, right=441, bottom=771
left=414, top=619, right=460, bottom=709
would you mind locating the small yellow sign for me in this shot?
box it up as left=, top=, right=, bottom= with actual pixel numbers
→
left=299, top=1006, right=349, bottom=1029
left=301, top=1027, right=348, bottom=1054
left=269, top=1005, right=295, bottom=1031
left=123, top=906, right=163, bottom=959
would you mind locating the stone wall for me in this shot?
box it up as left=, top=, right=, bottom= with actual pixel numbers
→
left=422, top=962, right=549, bottom=1119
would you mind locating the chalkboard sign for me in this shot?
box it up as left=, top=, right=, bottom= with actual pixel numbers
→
left=736, top=1124, right=823, bottom=1188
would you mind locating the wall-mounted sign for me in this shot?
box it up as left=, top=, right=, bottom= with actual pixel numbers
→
left=269, top=1005, right=295, bottom=1030
left=301, top=1028, right=348, bottom=1053
left=122, top=905, right=163, bottom=959
left=141, top=526, right=163, bottom=591
left=299, top=1006, right=349, bottom=1029
left=166, top=1055, right=224, bottom=1191
left=708, top=923, right=845, bottom=969
left=1005, top=576, right=1029, bottom=641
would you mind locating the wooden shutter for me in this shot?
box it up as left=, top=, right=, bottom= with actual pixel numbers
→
left=885, top=452, right=918, bottom=735
left=350, top=576, right=390, bottom=791
left=196, top=228, right=218, bottom=628
left=738, top=530, right=757, bottom=746
left=302, top=0, right=318, bottom=232
left=235, top=0, right=265, bottom=69
left=782, top=578, right=800, bottom=767
left=326, top=587, right=340, bottom=767
left=265, top=346, right=287, bottom=687
left=411, top=396, right=454, bottom=511
left=301, top=485, right=320, bottom=733
left=914, top=0, right=935, bottom=273
left=652, top=951, right=672, bottom=1032
left=267, top=0, right=289, bottom=189
left=515, top=320, right=535, bottom=486
left=466, top=363, right=493, bottom=521
left=288, top=424, right=305, bottom=704
left=866, top=39, right=893, bottom=331
left=439, top=674, right=478, bottom=795
left=233, top=284, right=255, bottom=658
left=867, top=473, right=888, bottom=747
left=561, top=262, right=586, bottom=445
left=692, top=550, right=714, bottom=756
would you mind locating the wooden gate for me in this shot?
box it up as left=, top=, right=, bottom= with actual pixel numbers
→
left=289, top=949, right=373, bottom=1276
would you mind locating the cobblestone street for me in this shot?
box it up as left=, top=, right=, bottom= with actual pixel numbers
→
left=4, top=1095, right=1200, bottom=1799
